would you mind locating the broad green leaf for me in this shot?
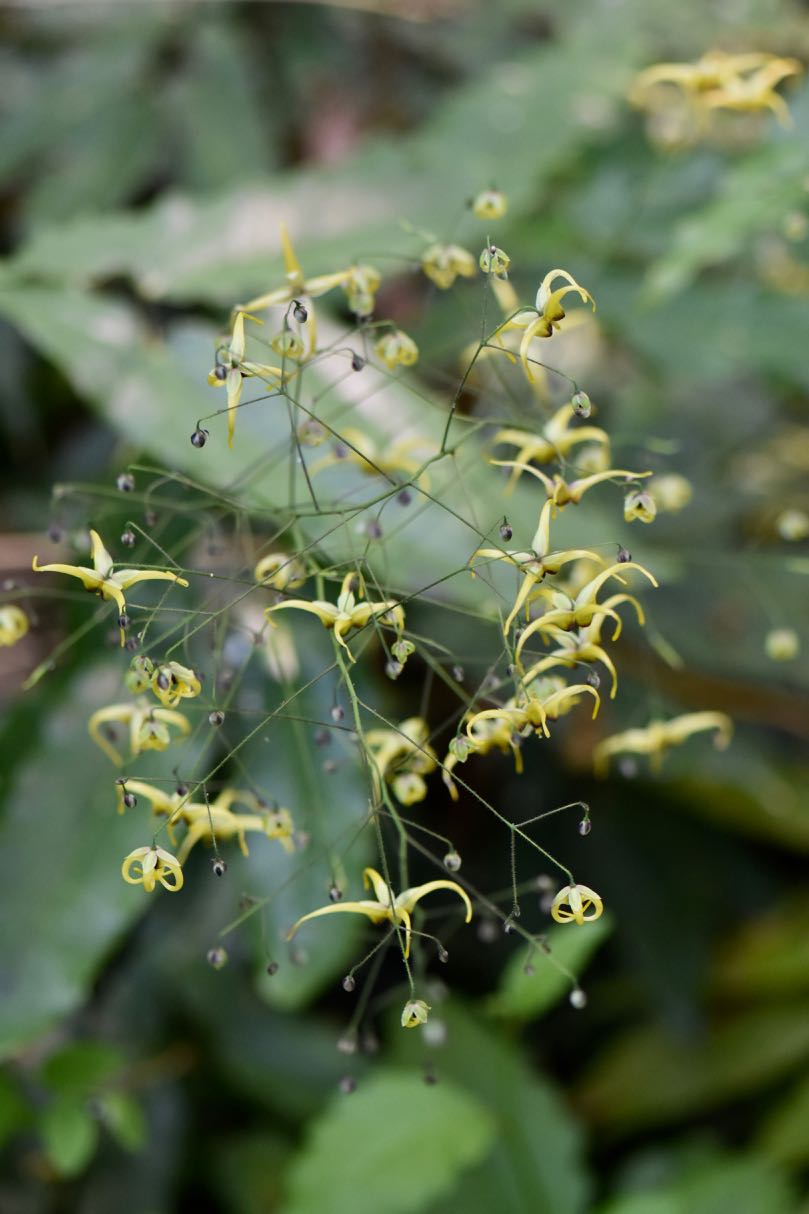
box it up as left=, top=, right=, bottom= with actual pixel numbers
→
left=0, top=1070, right=31, bottom=1149
left=577, top=1003, right=809, bottom=1132
left=0, top=663, right=153, bottom=1057
left=42, top=1042, right=122, bottom=1098
left=713, top=896, right=809, bottom=999
left=757, top=1070, right=809, bottom=1167
left=40, top=1097, right=99, bottom=1176
left=393, top=1001, right=591, bottom=1214
left=97, top=1092, right=147, bottom=1153
left=282, top=1070, right=494, bottom=1214
left=486, top=915, right=612, bottom=1020
left=598, top=1152, right=798, bottom=1214
left=210, top=1131, right=291, bottom=1214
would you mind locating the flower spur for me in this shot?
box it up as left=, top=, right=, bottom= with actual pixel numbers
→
left=514, top=560, right=658, bottom=665
left=492, top=400, right=610, bottom=492
left=287, top=866, right=472, bottom=959
left=32, top=529, right=188, bottom=645
left=491, top=269, right=596, bottom=382
left=463, top=675, right=601, bottom=746
left=266, top=571, right=405, bottom=661
left=89, top=700, right=191, bottom=766
left=309, top=426, right=433, bottom=488
left=208, top=310, right=283, bottom=448
left=593, top=712, right=733, bottom=776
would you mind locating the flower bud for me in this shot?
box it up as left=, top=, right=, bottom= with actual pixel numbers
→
left=765, top=628, right=800, bottom=661
left=401, top=998, right=431, bottom=1029
left=471, top=188, right=508, bottom=220
left=479, top=245, right=510, bottom=276
left=623, top=490, right=657, bottom=524
left=571, top=391, right=591, bottom=418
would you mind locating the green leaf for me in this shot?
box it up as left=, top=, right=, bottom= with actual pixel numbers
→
left=598, top=1151, right=798, bottom=1214
left=486, top=915, right=612, bottom=1020
left=757, top=1071, right=809, bottom=1167
left=97, top=1092, right=147, bottom=1153
left=713, top=896, right=809, bottom=999
left=282, top=1070, right=494, bottom=1214
left=578, top=1003, right=809, bottom=1132
left=43, top=1042, right=123, bottom=1098
left=393, top=1001, right=591, bottom=1214
left=40, top=1097, right=99, bottom=1176
left=0, top=1070, right=31, bottom=1149
left=0, top=663, right=154, bottom=1057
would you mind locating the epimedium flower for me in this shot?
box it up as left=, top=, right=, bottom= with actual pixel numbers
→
left=309, top=426, right=433, bottom=488
left=442, top=712, right=524, bottom=801
left=401, top=998, right=431, bottom=1029
left=624, top=489, right=658, bottom=524
left=765, top=628, right=800, bottom=662
left=514, top=561, right=658, bottom=661
left=701, top=56, right=802, bottom=125
left=364, top=716, right=438, bottom=806
left=254, top=552, right=308, bottom=592
left=471, top=496, right=608, bottom=635
left=492, top=269, right=596, bottom=382
left=240, top=224, right=381, bottom=318
left=492, top=399, right=611, bottom=491
left=208, top=310, right=283, bottom=449
left=121, top=845, right=184, bottom=893
left=472, top=188, right=508, bottom=221
left=287, top=866, right=473, bottom=959
left=175, top=801, right=295, bottom=865
left=648, top=473, right=693, bottom=513
left=375, top=329, right=419, bottom=370
left=593, top=711, right=733, bottom=776
left=32, top=529, right=188, bottom=646
left=266, top=571, right=405, bottom=661
left=520, top=617, right=623, bottom=698
left=149, top=661, right=202, bottom=709
left=0, top=604, right=28, bottom=646
left=420, top=243, right=477, bottom=290
left=89, top=699, right=191, bottom=766
left=464, top=675, right=601, bottom=747
left=550, top=883, right=603, bottom=925
left=479, top=245, right=511, bottom=277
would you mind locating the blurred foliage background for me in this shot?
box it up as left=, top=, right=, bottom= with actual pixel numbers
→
left=1, top=0, right=809, bottom=1211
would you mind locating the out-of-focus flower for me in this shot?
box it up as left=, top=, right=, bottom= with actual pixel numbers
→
left=765, top=628, right=800, bottom=661
left=89, top=700, right=191, bottom=765
left=310, top=426, right=433, bottom=487
left=0, top=605, right=28, bottom=646
left=624, top=489, right=658, bottom=524
left=775, top=509, right=809, bottom=541
left=149, top=662, right=202, bottom=709
left=479, top=245, right=511, bottom=277
left=375, top=330, right=419, bottom=370
left=464, top=675, right=601, bottom=745
left=551, top=883, right=603, bottom=925
left=649, top=474, right=693, bottom=512
left=593, top=711, right=733, bottom=775
left=421, top=244, right=477, bottom=289
left=365, top=717, right=438, bottom=805
left=254, top=552, right=308, bottom=591
left=32, top=530, right=188, bottom=646
left=472, top=188, right=508, bottom=220
left=492, top=400, right=610, bottom=491
left=287, top=866, right=472, bottom=958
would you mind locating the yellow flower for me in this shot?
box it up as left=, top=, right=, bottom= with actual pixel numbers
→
left=254, top=552, right=308, bottom=591
left=365, top=717, right=438, bottom=806
left=150, top=661, right=201, bottom=709
left=89, top=699, right=191, bottom=765
left=241, top=225, right=379, bottom=316
left=287, top=866, right=472, bottom=959
left=175, top=800, right=295, bottom=864
left=464, top=675, right=601, bottom=746
left=702, top=56, right=802, bottom=125
left=208, top=310, right=283, bottom=448
left=471, top=497, right=608, bottom=635
left=479, top=245, right=511, bottom=277
left=492, top=400, right=611, bottom=491
left=309, top=426, right=432, bottom=488
left=520, top=617, right=623, bottom=698
left=472, top=188, right=508, bottom=220
left=515, top=560, right=658, bottom=662
left=343, top=264, right=382, bottom=317
left=624, top=489, right=657, bottom=524
left=593, top=711, right=733, bottom=776
left=375, top=329, right=419, bottom=370
left=550, top=883, right=603, bottom=925
left=401, top=998, right=431, bottom=1029
left=266, top=571, right=404, bottom=661
left=493, top=269, right=595, bottom=382
left=775, top=509, right=809, bottom=542
left=421, top=243, right=477, bottom=289
left=649, top=474, right=693, bottom=513
left=0, top=604, right=28, bottom=646
left=765, top=628, right=800, bottom=662
left=491, top=456, right=650, bottom=504
left=270, top=330, right=305, bottom=361
left=32, top=529, right=188, bottom=646
left=121, top=845, right=184, bottom=893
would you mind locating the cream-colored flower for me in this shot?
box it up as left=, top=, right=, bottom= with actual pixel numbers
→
left=550, top=883, right=603, bottom=925
left=593, top=711, right=733, bottom=775
left=0, top=604, right=28, bottom=646
left=121, top=846, right=184, bottom=893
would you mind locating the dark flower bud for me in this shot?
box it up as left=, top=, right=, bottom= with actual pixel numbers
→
left=499, top=518, right=513, bottom=541
left=191, top=427, right=209, bottom=448
left=121, top=529, right=136, bottom=548
left=208, top=710, right=225, bottom=727
left=351, top=352, right=365, bottom=372
left=293, top=302, right=308, bottom=324
left=266, top=961, right=279, bottom=976
left=342, top=975, right=356, bottom=992
left=211, top=857, right=227, bottom=877
left=116, top=472, right=135, bottom=493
